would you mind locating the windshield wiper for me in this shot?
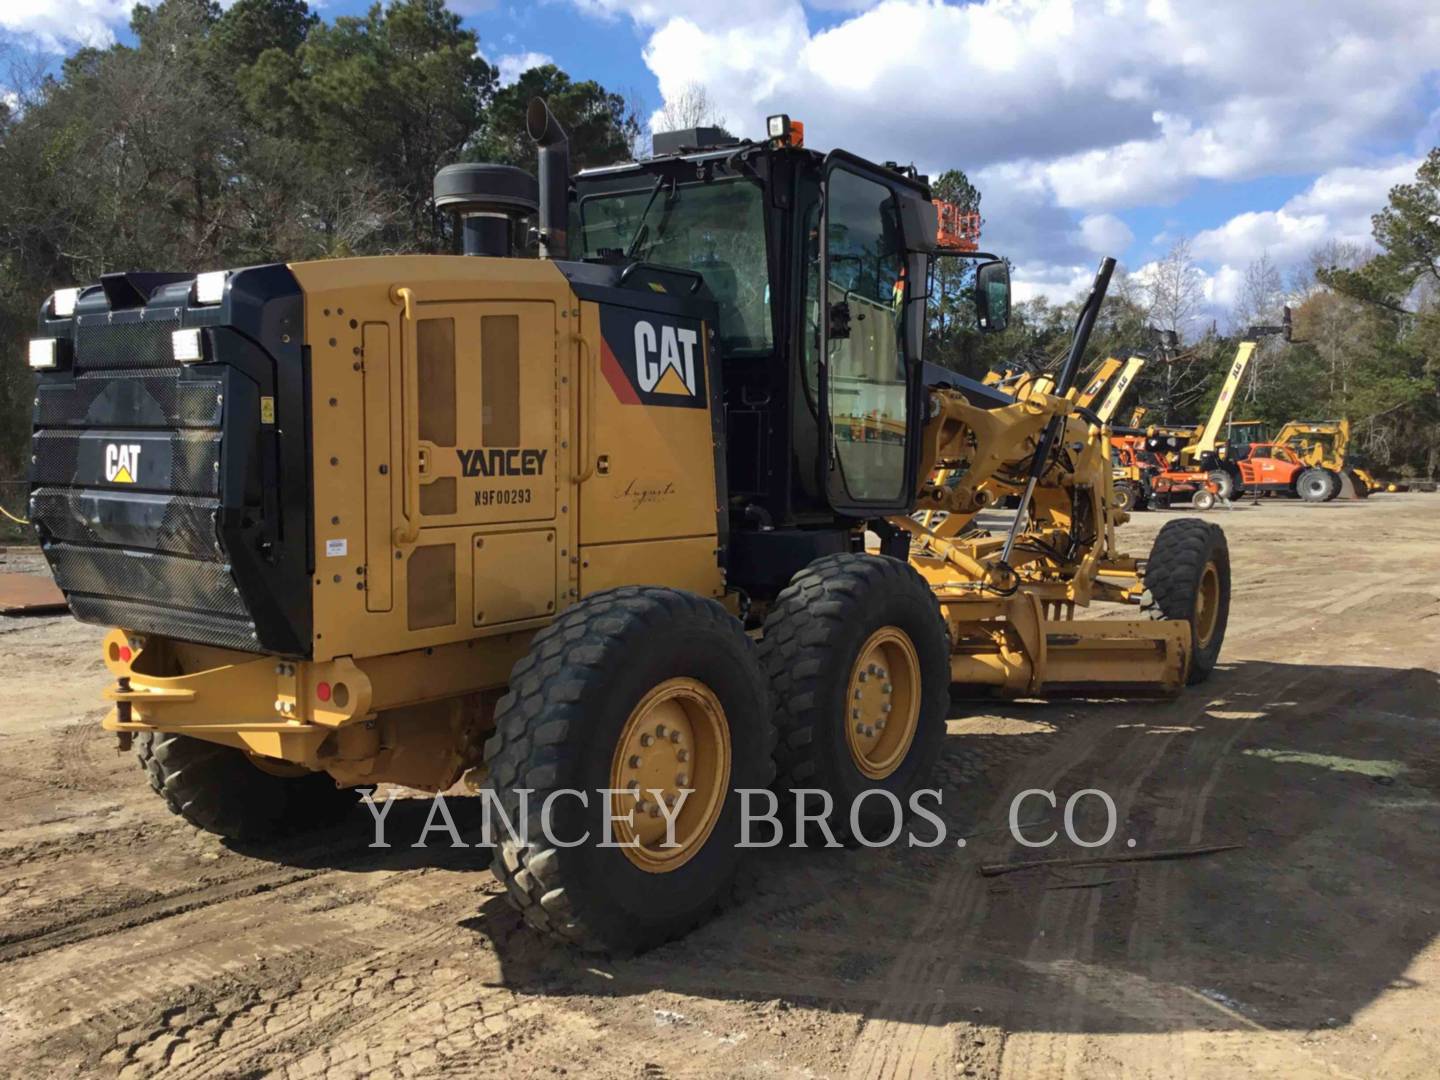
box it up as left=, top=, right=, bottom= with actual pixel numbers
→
left=625, top=175, right=674, bottom=259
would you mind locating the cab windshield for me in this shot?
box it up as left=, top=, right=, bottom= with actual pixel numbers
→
left=578, top=179, right=773, bottom=353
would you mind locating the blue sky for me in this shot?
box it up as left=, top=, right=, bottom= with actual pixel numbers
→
left=5, top=0, right=1439, bottom=324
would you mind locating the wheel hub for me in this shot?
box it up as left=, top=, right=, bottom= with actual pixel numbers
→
left=609, top=678, right=730, bottom=873
left=1195, top=562, right=1220, bottom=649
left=843, top=627, right=921, bottom=780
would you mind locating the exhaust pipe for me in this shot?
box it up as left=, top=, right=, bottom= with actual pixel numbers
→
left=527, top=98, right=570, bottom=260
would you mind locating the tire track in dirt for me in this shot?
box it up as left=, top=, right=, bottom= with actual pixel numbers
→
left=990, top=555, right=1405, bottom=1079
left=842, top=683, right=1189, bottom=1079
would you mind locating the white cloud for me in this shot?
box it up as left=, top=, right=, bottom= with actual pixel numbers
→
left=0, top=0, right=130, bottom=51
left=579, top=0, right=1439, bottom=294
left=1011, top=262, right=1099, bottom=305
left=1076, top=213, right=1134, bottom=255
left=1190, top=158, right=1418, bottom=267
left=496, top=51, right=556, bottom=86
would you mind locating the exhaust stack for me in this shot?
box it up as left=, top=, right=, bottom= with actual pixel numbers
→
left=526, top=98, right=570, bottom=260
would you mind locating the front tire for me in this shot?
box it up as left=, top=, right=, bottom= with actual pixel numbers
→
left=483, top=586, right=772, bottom=954
left=1143, top=519, right=1231, bottom=685
left=135, top=732, right=358, bottom=841
left=1114, top=483, right=1138, bottom=512
left=1208, top=469, right=1235, bottom=500
left=1297, top=468, right=1334, bottom=503
left=759, top=554, right=950, bottom=843
left=1192, top=489, right=1217, bottom=511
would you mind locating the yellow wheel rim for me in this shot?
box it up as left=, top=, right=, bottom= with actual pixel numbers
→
left=844, top=627, right=922, bottom=780
left=1195, top=562, right=1220, bottom=649
left=608, top=677, right=730, bottom=874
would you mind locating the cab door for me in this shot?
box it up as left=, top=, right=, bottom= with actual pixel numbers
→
left=817, top=156, right=922, bottom=515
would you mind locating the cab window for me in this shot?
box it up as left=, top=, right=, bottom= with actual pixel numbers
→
left=821, top=167, right=908, bottom=504
left=578, top=179, right=773, bottom=353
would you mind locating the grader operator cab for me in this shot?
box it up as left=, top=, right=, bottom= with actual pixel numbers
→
left=27, top=101, right=1231, bottom=953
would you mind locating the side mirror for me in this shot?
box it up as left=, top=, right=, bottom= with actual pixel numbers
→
left=975, top=259, right=1011, bottom=333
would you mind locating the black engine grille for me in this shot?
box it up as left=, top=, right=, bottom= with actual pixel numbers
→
left=31, top=265, right=311, bottom=657
left=30, top=334, right=261, bottom=651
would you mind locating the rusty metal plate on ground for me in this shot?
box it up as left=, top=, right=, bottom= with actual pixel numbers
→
left=0, top=572, right=68, bottom=614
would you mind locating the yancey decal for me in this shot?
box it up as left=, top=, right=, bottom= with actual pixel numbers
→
left=455, top=448, right=547, bottom=477
left=104, top=443, right=141, bottom=484
left=598, top=306, right=707, bottom=409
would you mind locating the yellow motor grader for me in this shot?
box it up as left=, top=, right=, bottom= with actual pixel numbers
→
left=27, top=103, right=1229, bottom=953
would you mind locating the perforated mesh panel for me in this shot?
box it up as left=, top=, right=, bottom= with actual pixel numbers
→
left=29, top=487, right=221, bottom=557
left=36, top=371, right=222, bottom=429
left=47, top=542, right=247, bottom=618
left=67, top=595, right=258, bottom=652
left=74, top=317, right=179, bottom=370
left=29, top=430, right=221, bottom=495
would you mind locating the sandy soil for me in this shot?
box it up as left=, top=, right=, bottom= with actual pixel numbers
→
left=0, top=496, right=1437, bottom=1079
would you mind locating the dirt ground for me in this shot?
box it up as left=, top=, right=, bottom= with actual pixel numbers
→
left=1, top=495, right=1437, bottom=1079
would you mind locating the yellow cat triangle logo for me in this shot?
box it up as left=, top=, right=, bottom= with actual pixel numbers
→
left=104, top=443, right=142, bottom=484
left=654, top=366, right=692, bottom=396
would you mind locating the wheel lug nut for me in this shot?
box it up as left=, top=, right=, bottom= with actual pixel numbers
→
left=883, top=683, right=893, bottom=693
left=858, top=672, right=868, bottom=683
left=677, top=749, right=689, bottom=762
left=655, top=724, right=667, bottom=738
left=882, top=703, right=893, bottom=714
left=676, top=773, right=688, bottom=786
left=669, top=730, right=682, bottom=743
left=855, top=722, right=867, bottom=734
left=876, top=719, right=887, bottom=731
left=852, top=707, right=861, bottom=720
left=648, top=803, right=661, bottom=818
left=869, top=664, right=880, bottom=675
left=640, top=733, right=654, bottom=747
left=629, top=755, right=642, bottom=768
left=853, top=689, right=863, bottom=700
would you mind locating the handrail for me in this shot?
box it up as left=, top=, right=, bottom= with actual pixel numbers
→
left=573, top=332, right=597, bottom=482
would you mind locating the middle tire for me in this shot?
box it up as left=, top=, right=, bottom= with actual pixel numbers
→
left=483, top=586, right=773, bottom=954
left=759, top=553, right=950, bottom=843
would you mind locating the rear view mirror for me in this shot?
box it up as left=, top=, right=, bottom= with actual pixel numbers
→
left=975, top=259, right=1010, bottom=333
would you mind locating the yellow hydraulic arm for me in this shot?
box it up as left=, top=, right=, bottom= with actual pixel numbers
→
left=1184, top=340, right=1255, bottom=461
left=1095, top=355, right=1145, bottom=423
left=1076, top=356, right=1123, bottom=409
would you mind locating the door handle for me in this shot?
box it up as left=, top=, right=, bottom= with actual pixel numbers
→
left=390, top=286, right=421, bottom=545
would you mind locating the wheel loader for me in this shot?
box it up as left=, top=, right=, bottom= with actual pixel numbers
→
left=26, top=102, right=1230, bottom=953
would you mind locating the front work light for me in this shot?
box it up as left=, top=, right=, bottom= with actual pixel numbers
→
left=28, top=338, right=59, bottom=370
left=765, top=114, right=804, bottom=148
left=172, top=328, right=204, bottom=363
left=194, top=271, right=227, bottom=306
left=51, top=288, right=80, bottom=318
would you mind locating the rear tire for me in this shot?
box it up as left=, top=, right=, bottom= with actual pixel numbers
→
left=1142, top=519, right=1231, bottom=685
left=1297, top=468, right=1333, bottom=503
left=483, top=586, right=773, bottom=954
left=135, top=732, right=358, bottom=841
left=1113, top=483, right=1138, bottom=512
left=1192, top=489, right=1216, bottom=511
left=759, top=554, right=950, bottom=843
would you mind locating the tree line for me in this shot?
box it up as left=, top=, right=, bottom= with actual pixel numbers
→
left=0, top=0, right=641, bottom=484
